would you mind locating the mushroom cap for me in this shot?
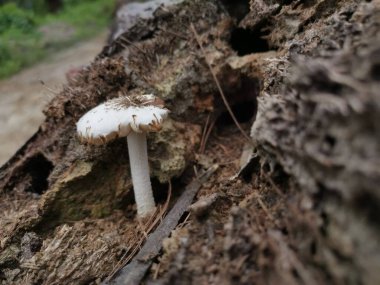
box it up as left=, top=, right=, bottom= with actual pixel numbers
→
left=76, top=94, right=169, bottom=145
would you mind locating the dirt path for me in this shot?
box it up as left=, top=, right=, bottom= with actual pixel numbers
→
left=0, top=33, right=107, bottom=165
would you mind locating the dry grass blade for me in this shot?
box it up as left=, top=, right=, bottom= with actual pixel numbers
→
left=199, top=113, right=210, bottom=153
left=190, top=23, right=253, bottom=145
left=178, top=211, right=191, bottom=229
left=199, top=114, right=217, bottom=154
left=202, top=117, right=216, bottom=153
left=254, top=193, right=279, bottom=227
left=262, top=172, right=285, bottom=198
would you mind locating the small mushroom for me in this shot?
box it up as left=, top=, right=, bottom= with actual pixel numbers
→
left=76, top=94, right=169, bottom=217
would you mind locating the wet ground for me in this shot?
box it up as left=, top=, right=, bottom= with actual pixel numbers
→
left=0, top=33, right=107, bottom=165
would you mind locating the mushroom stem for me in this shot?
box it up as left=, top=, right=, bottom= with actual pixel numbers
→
left=127, top=132, right=156, bottom=217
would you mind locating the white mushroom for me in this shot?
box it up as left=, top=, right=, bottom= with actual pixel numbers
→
left=76, top=94, right=169, bottom=217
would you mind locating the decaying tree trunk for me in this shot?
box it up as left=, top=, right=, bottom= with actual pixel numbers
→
left=1, top=0, right=379, bottom=284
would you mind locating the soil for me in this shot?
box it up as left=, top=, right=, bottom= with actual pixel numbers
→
left=1, top=0, right=380, bottom=285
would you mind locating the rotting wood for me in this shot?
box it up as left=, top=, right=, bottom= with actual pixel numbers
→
left=104, top=164, right=218, bottom=285
left=1, top=0, right=379, bottom=284
left=190, top=24, right=253, bottom=145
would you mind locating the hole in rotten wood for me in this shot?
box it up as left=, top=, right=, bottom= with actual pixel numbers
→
left=151, top=177, right=184, bottom=205
left=216, top=101, right=256, bottom=126
left=151, top=178, right=170, bottom=204
left=370, top=63, right=380, bottom=81
left=352, top=191, right=380, bottom=229
left=216, top=76, right=258, bottom=127
left=321, top=134, right=336, bottom=154
left=230, top=24, right=274, bottom=55
left=23, top=153, right=54, bottom=195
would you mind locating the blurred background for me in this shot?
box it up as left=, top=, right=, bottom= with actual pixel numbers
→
left=0, top=0, right=116, bottom=165
left=0, top=0, right=116, bottom=78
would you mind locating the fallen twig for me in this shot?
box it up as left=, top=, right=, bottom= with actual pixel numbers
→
left=189, top=193, right=220, bottom=217
left=201, top=116, right=216, bottom=154
left=103, top=164, right=218, bottom=285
